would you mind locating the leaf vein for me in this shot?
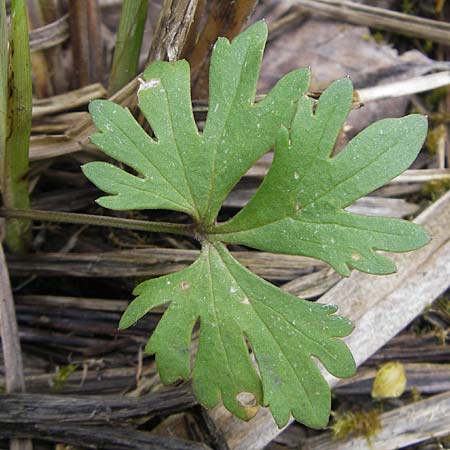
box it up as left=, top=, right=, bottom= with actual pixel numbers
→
left=161, top=88, right=199, bottom=217
left=214, top=245, right=316, bottom=413
left=205, top=246, right=239, bottom=394
left=300, top=138, right=404, bottom=209
left=105, top=115, right=191, bottom=208
left=204, top=45, right=252, bottom=221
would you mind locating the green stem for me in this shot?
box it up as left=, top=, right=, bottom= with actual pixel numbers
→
left=0, top=2, right=7, bottom=181
left=2, top=0, right=33, bottom=253
left=108, top=0, right=148, bottom=95
left=0, top=208, right=195, bottom=237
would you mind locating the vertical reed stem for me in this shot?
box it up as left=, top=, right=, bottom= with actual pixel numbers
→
left=2, top=0, right=33, bottom=254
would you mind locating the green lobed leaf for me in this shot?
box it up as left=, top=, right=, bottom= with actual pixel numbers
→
left=83, top=21, right=310, bottom=223
left=84, top=21, right=429, bottom=428
left=119, top=242, right=355, bottom=428
left=213, top=78, right=429, bottom=276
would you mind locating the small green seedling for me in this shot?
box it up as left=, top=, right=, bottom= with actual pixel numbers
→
left=83, top=21, right=429, bottom=428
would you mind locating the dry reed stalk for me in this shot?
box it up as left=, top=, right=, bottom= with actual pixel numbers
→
left=68, top=0, right=103, bottom=87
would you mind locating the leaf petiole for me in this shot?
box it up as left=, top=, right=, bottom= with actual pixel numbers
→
left=0, top=208, right=195, bottom=237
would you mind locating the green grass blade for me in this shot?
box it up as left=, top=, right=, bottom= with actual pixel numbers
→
left=108, top=0, right=148, bottom=95
left=0, top=1, right=7, bottom=184
left=2, top=0, right=32, bottom=253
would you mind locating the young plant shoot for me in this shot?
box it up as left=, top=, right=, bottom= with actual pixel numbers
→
left=83, top=21, right=429, bottom=429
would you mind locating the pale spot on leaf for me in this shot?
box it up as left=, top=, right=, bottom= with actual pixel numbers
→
left=180, top=281, right=190, bottom=290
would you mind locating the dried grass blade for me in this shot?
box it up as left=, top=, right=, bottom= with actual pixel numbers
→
left=68, top=0, right=103, bottom=87
left=290, top=0, right=450, bottom=46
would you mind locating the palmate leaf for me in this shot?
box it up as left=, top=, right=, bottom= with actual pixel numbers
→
left=212, top=78, right=429, bottom=275
left=119, top=242, right=355, bottom=428
left=83, top=21, right=309, bottom=223
left=83, top=21, right=429, bottom=429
